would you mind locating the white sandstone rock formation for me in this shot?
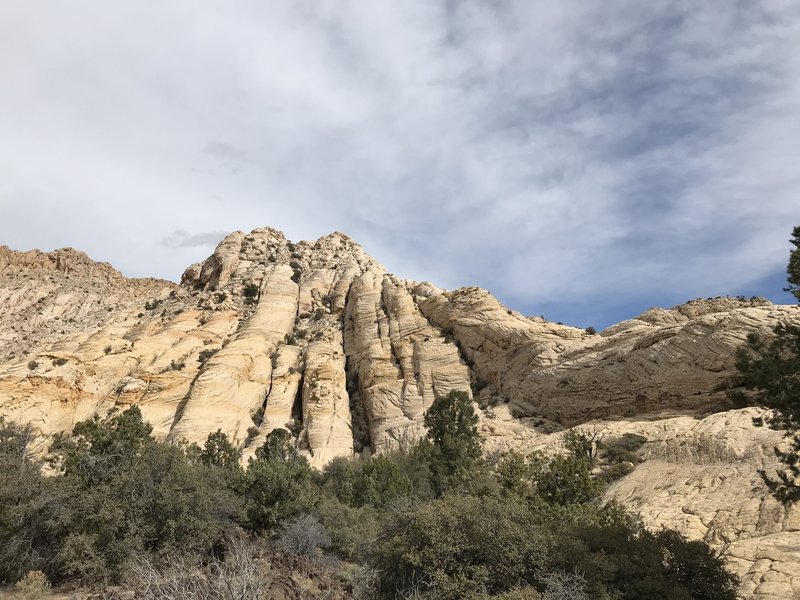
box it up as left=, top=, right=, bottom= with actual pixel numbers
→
left=2, top=228, right=800, bottom=599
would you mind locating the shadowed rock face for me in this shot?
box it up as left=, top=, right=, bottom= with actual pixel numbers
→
left=2, top=228, right=800, bottom=597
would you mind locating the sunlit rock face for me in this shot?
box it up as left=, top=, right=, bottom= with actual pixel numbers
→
left=2, top=229, right=800, bottom=598
left=1, top=231, right=797, bottom=459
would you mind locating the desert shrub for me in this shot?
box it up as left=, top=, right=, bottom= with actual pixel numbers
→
left=597, top=462, right=635, bottom=483
left=314, top=497, right=380, bottom=563
left=533, top=456, right=604, bottom=506
left=372, top=493, right=546, bottom=600
left=52, top=357, right=68, bottom=366
left=245, top=426, right=259, bottom=446
left=653, top=528, right=739, bottom=600
left=544, top=519, right=737, bottom=600
left=242, top=283, right=259, bottom=298
left=214, top=291, right=227, bottom=303
left=274, top=513, right=330, bottom=557
left=322, top=454, right=414, bottom=509
left=474, top=589, right=542, bottom=600
left=14, top=570, right=51, bottom=600
left=244, top=430, right=315, bottom=532
left=320, top=456, right=363, bottom=506
left=251, top=405, right=265, bottom=428
left=198, top=348, right=217, bottom=364
left=32, top=409, right=242, bottom=584
left=199, top=430, right=242, bottom=470
left=494, top=451, right=537, bottom=498
left=0, top=420, right=61, bottom=584
left=601, top=433, right=647, bottom=465
left=584, top=327, right=597, bottom=336
left=563, top=429, right=595, bottom=461
left=352, top=455, right=413, bottom=508
left=542, top=570, right=589, bottom=600
left=50, top=406, right=154, bottom=485
left=144, top=299, right=162, bottom=311
left=313, top=307, right=326, bottom=320
left=56, top=442, right=238, bottom=583
left=510, top=405, right=533, bottom=419
left=104, top=345, right=112, bottom=355
left=129, top=532, right=268, bottom=600
left=27, top=360, right=38, bottom=370
left=169, top=359, right=185, bottom=371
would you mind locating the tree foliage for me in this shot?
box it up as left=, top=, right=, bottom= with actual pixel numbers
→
left=244, top=429, right=315, bottom=532
left=0, top=394, right=740, bottom=598
left=199, top=429, right=242, bottom=470
left=421, top=389, right=483, bottom=494
left=732, top=226, right=800, bottom=502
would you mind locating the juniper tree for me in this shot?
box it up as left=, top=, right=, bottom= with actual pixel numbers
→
left=733, top=226, right=800, bottom=502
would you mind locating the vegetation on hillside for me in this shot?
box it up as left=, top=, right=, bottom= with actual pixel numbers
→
left=0, top=390, right=738, bottom=599
left=731, top=226, right=800, bottom=502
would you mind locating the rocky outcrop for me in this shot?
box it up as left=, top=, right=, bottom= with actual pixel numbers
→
left=2, top=227, right=800, bottom=598
left=2, top=230, right=798, bottom=461
left=479, top=408, right=800, bottom=600
left=421, top=287, right=796, bottom=426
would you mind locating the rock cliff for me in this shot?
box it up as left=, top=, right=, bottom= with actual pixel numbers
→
left=1, top=229, right=800, bottom=597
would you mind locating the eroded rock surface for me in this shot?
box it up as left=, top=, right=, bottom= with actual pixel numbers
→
left=2, top=229, right=800, bottom=598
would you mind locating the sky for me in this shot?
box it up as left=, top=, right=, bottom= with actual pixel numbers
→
left=1, top=1, right=799, bottom=329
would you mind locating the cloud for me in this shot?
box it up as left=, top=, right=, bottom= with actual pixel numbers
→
left=0, top=1, right=798, bottom=327
left=161, top=230, right=229, bottom=249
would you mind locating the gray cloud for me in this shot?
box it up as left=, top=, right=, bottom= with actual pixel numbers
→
left=161, top=230, right=229, bottom=249
left=0, top=1, right=799, bottom=327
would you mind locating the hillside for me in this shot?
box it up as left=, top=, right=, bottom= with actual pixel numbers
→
left=1, top=228, right=799, bottom=598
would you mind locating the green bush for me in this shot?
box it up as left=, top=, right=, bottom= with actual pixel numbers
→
left=199, top=430, right=242, bottom=470
left=601, top=433, right=647, bottom=465
left=0, top=404, right=739, bottom=599
left=314, top=497, right=380, bottom=563
left=244, top=430, right=315, bottom=532
left=372, top=493, right=546, bottom=600
left=598, top=461, right=635, bottom=483
left=533, top=456, right=604, bottom=506
left=545, top=521, right=738, bottom=599
left=8, top=409, right=244, bottom=585
left=422, top=390, right=483, bottom=495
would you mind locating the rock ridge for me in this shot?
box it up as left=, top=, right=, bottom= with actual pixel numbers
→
left=2, top=227, right=800, bottom=597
